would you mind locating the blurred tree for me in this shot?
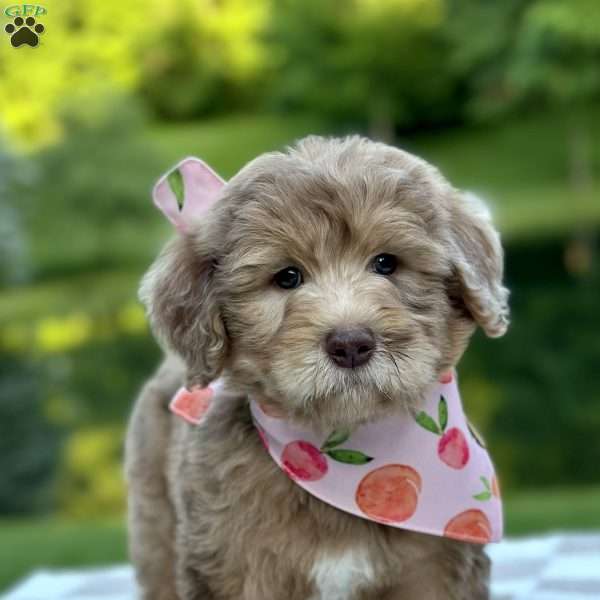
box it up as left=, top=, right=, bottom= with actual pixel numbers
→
left=268, top=0, right=458, bottom=139
left=445, top=0, right=533, bottom=120
left=139, top=0, right=270, bottom=120
left=0, top=355, right=62, bottom=514
left=448, top=0, right=600, bottom=270
left=138, top=15, right=225, bottom=120
left=0, top=147, right=33, bottom=285
left=463, top=238, right=600, bottom=488
left=0, top=0, right=269, bottom=147
left=510, top=0, right=600, bottom=270
left=458, top=0, right=600, bottom=190
left=0, top=0, right=153, bottom=149
left=16, top=96, right=164, bottom=278
left=58, top=425, right=125, bottom=518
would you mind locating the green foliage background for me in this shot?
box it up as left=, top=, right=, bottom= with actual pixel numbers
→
left=0, top=0, right=599, bottom=590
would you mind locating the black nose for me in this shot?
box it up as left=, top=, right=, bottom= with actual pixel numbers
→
left=325, top=328, right=375, bottom=368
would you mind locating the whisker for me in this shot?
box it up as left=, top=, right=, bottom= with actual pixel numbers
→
left=373, top=348, right=402, bottom=386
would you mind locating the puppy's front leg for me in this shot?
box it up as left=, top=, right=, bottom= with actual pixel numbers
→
left=375, top=577, right=489, bottom=600
left=367, top=542, right=490, bottom=600
left=126, top=361, right=181, bottom=600
left=377, top=580, right=488, bottom=600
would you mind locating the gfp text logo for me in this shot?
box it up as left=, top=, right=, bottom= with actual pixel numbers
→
left=4, top=4, right=46, bottom=17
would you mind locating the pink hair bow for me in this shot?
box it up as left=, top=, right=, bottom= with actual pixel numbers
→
left=152, top=157, right=225, bottom=233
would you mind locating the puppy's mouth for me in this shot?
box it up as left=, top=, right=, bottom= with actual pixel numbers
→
left=322, top=359, right=403, bottom=398
left=262, top=337, right=421, bottom=425
left=318, top=348, right=422, bottom=417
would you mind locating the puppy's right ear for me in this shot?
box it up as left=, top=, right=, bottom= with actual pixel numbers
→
left=448, top=192, right=510, bottom=338
left=139, top=158, right=228, bottom=388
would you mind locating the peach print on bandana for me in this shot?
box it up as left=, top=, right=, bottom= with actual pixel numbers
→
left=170, top=371, right=503, bottom=545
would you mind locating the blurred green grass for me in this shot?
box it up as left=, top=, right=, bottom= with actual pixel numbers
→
left=2, top=487, right=600, bottom=592
left=412, top=108, right=600, bottom=240
left=147, top=108, right=600, bottom=240
left=146, top=113, right=329, bottom=178
left=0, top=271, right=143, bottom=322
left=505, top=486, right=600, bottom=535
left=0, top=519, right=127, bottom=594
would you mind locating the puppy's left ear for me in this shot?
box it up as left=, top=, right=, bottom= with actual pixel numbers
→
left=448, top=192, right=510, bottom=337
left=139, top=235, right=228, bottom=389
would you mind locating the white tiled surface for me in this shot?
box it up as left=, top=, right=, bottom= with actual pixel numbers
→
left=4, top=533, right=600, bottom=599
left=486, top=533, right=600, bottom=600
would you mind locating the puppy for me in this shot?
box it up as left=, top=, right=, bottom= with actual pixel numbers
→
left=126, top=135, right=509, bottom=600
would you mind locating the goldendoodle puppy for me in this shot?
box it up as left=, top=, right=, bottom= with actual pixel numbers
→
left=126, top=135, right=509, bottom=600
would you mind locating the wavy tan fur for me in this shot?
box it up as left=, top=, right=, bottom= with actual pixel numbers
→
left=126, top=135, right=509, bottom=600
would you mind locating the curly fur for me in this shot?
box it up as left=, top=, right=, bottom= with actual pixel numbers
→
left=126, top=135, right=509, bottom=599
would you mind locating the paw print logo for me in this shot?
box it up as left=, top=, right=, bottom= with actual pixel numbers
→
left=5, top=16, right=45, bottom=48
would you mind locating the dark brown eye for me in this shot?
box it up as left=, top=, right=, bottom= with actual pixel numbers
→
left=274, top=266, right=303, bottom=289
left=373, top=253, right=398, bottom=275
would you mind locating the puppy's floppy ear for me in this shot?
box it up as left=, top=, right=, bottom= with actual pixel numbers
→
left=448, top=192, right=510, bottom=338
left=140, top=236, right=228, bottom=388
left=139, top=157, right=228, bottom=387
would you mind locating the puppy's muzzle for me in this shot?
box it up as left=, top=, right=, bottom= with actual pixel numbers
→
left=325, top=327, right=375, bottom=368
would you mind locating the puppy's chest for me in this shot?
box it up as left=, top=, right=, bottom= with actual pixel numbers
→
left=309, top=547, right=376, bottom=600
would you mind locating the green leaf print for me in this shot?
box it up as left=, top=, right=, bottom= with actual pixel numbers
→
left=415, top=411, right=441, bottom=435
left=473, top=491, right=493, bottom=501
left=325, top=449, right=373, bottom=465
left=473, top=477, right=492, bottom=501
left=438, top=396, right=448, bottom=432
left=321, top=428, right=351, bottom=451
left=167, top=168, right=185, bottom=209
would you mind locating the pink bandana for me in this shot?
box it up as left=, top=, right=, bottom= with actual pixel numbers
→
left=170, top=371, right=502, bottom=545
left=157, top=157, right=501, bottom=544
